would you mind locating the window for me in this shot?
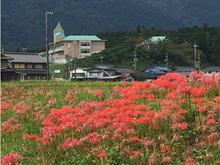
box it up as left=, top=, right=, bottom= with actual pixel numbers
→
left=28, top=64, right=32, bottom=68
left=36, top=64, right=43, bottom=69
left=20, top=64, right=25, bottom=68
left=81, top=42, right=90, bottom=46
left=14, top=64, right=25, bottom=68
left=28, top=76, right=31, bottom=80
left=81, top=49, right=90, bottom=53
left=15, top=64, right=19, bottom=68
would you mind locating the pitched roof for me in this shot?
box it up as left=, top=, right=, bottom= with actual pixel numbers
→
left=153, top=66, right=171, bottom=72
left=3, top=52, right=47, bottom=63
left=149, top=36, right=166, bottom=42
left=172, top=66, right=196, bottom=72
left=141, top=67, right=165, bottom=74
left=1, top=53, right=14, bottom=60
left=63, top=35, right=102, bottom=41
left=112, top=67, right=135, bottom=73
left=202, top=66, right=220, bottom=72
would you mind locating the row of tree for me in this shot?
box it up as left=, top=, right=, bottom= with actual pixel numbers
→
left=10, top=23, right=220, bottom=72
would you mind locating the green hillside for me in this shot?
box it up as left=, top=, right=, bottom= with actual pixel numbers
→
left=3, top=0, right=220, bottom=50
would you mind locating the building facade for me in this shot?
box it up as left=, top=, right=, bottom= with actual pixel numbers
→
left=3, top=52, right=48, bottom=80
left=48, top=22, right=106, bottom=64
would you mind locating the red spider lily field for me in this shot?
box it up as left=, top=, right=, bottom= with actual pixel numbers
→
left=1, top=72, right=220, bottom=165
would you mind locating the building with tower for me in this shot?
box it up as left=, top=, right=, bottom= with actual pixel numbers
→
left=48, top=22, right=106, bottom=64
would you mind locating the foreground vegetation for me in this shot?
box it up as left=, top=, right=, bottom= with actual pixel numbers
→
left=1, top=72, right=220, bottom=164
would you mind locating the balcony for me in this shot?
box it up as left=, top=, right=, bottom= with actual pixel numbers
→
left=81, top=45, right=90, bottom=49
left=81, top=53, right=90, bottom=57
left=49, top=46, right=64, bottom=53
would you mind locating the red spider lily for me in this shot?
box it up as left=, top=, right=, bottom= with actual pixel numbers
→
left=161, top=156, right=172, bottom=163
left=206, top=119, right=216, bottom=125
left=172, top=122, right=188, bottom=130
left=98, top=152, right=108, bottom=157
left=148, top=94, right=155, bottom=101
left=142, top=140, right=154, bottom=147
left=63, top=138, right=80, bottom=149
left=190, top=86, right=207, bottom=97
left=136, top=117, right=152, bottom=124
left=1, top=153, right=22, bottom=165
left=87, top=132, right=99, bottom=137
left=162, top=108, right=172, bottom=115
left=167, top=90, right=177, bottom=99
left=161, top=146, right=173, bottom=153
left=185, top=157, right=194, bottom=162
left=84, top=147, right=89, bottom=151
left=89, top=137, right=100, bottom=144
left=192, top=98, right=204, bottom=103
left=179, top=99, right=187, bottom=104
left=131, top=151, right=142, bottom=156
left=213, top=96, right=220, bottom=102
left=42, top=117, right=54, bottom=126
left=178, top=109, right=187, bottom=114
left=129, top=136, right=140, bottom=142
left=198, top=106, right=207, bottom=112
left=113, top=133, right=121, bottom=138
left=172, top=114, right=184, bottom=121
left=151, top=125, right=159, bottom=130
left=0, top=102, right=11, bottom=110
left=22, top=134, right=37, bottom=139
left=94, top=89, right=103, bottom=97
left=213, top=105, right=220, bottom=111
left=146, top=110, right=155, bottom=116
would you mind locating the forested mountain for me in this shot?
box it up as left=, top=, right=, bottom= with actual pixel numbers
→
left=141, top=0, right=220, bottom=27
left=2, top=0, right=220, bottom=50
left=74, top=24, right=220, bottom=71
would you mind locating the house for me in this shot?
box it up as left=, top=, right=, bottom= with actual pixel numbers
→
left=153, top=66, right=171, bottom=73
left=86, top=65, right=119, bottom=82
left=83, top=64, right=135, bottom=82
left=142, top=36, right=166, bottom=49
left=3, top=52, right=48, bottom=80
left=202, top=66, right=220, bottom=76
left=70, top=68, right=87, bottom=81
left=140, top=67, right=166, bottom=79
left=140, top=66, right=170, bottom=79
left=1, top=53, right=21, bottom=81
left=112, top=67, right=135, bottom=81
left=168, top=66, right=196, bottom=77
left=48, top=22, right=106, bottom=64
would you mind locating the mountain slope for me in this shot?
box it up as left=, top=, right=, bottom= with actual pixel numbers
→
left=141, top=0, right=220, bottom=27
left=1, top=0, right=185, bottom=50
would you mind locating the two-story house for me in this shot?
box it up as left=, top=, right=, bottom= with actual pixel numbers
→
left=3, top=52, right=48, bottom=80
left=48, top=22, right=106, bottom=64
left=1, top=53, right=21, bottom=81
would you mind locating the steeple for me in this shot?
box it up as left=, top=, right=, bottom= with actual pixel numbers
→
left=53, top=22, right=65, bottom=43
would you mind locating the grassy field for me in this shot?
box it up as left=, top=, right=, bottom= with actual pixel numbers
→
left=1, top=72, right=220, bottom=165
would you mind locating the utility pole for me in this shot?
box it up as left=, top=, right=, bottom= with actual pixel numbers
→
left=72, top=41, right=77, bottom=81
left=193, top=42, right=198, bottom=69
left=164, top=53, right=168, bottom=68
left=45, top=11, right=53, bottom=81
left=99, top=56, right=104, bottom=65
left=197, top=54, right=201, bottom=73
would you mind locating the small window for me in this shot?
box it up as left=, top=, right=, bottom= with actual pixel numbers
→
left=28, top=64, right=32, bottom=68
left=20, top=64, right=25, bottom=68
left=28, top=76, right=31, bottom=80
left=15, top=64, right=19, bottom=68
left=44, top=76, right=46, bottom=80
left=36, top=64, right=43, bottom=69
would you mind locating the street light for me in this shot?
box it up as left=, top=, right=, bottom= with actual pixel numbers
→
left=45, top=11, right=53, bottom=81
